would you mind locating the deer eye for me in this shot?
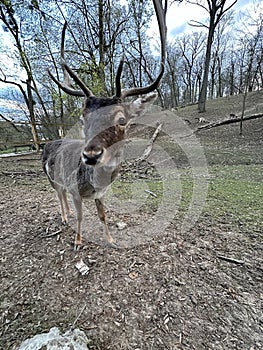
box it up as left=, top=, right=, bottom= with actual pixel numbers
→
left=118, top=116, right=126, bottom=126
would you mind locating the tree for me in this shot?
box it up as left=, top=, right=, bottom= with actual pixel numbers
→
left=0, top=1, right=41, bottom=150
left=178, top=32, right=205, bottom=104
left=163, top=42, right=180, bottom=108
left=238, top=12, right=263, bottom=134
left=0, top=0, right=167, bottom=144
left=188, top=0, right=237, bottom=112
left=209, top=11, right=234, bottom=98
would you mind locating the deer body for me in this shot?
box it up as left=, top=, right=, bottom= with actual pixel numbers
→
left=42, top=139, right=118, bottom=247
left=42, top=96, right=157, bottom=248
left=42, top=0, right=166, bottom=249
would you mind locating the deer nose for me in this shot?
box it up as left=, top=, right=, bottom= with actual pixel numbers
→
left=82, top=145, right=104, bottom=165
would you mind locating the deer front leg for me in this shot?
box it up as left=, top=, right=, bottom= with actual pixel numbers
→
left=95, top=198, right=115, bottom=246
left=72, top=196, right=83, bottom=249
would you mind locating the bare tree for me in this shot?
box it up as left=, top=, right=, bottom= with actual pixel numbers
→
left=209, top=11, right=233, bottom=98
left=239, top=17, right=263, bottom=134
left=188, top=0, right=237, bottom=112
left=178, top=32, right=205, bottom=103
left=164, top=42, right=180, bottom=108
left=0, top=3, right=41, bottom=150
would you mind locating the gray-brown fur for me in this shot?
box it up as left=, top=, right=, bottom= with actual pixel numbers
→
left=42, top=95, right=157, bottom=249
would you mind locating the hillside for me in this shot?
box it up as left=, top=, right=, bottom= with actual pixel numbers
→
left=173, top=90, right=263, bottom=166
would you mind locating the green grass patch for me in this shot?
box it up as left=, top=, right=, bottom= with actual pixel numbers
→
left=204, top=164, right=263, bottom=233
left=111, top=179, right=164, bottom=213
left=0, top=146, right=32, bottom=155
left=113, top=164, right=262, bottom=234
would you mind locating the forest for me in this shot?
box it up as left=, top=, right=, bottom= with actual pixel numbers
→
left=0, top=0, right=262, bottom=148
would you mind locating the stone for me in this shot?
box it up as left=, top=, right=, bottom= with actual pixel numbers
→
left=17, top=327, right=90, bottom=350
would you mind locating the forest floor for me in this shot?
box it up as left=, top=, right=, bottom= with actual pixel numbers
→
left=0, top=90, right=262, bottom=350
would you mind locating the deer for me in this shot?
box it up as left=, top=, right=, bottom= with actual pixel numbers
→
left=42, top=0, right=166, bottom=250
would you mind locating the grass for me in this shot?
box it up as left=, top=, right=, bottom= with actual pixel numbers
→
left=0, top=146, right=32, bottom=155
left=112, top=163, right=263, bottom=235
left=204, top=165, right=263, bottom=233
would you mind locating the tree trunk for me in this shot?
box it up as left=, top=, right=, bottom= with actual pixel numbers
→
left=98, top=0, right=106, bottom=94
left=217, top=56, right=222, bottom=97
left=198, top=22, right=214, bottom=113
left=197, top=0, right=237, bottom=111
left=210, top=54, right=216, bottom=99
left=26, top=79, right=40, bottom=151
left=229, top=61, right=235, bottom=95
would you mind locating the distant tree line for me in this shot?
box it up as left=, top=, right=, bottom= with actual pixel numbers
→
left=0, top=0, right=262, bottom=148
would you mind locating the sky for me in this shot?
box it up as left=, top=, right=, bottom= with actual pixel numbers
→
left=154, top=0, right=258, bottom=39
left=0, top=0, right=259, bottom=92
left=0, top=24, right=23, bottom=92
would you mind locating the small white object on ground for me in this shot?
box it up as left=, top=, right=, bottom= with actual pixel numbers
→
left=116, top=221, right=128, bottom=230
left=75, top=259, right=90, bottom=275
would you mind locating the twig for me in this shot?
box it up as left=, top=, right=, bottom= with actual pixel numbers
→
left=1, top=170, right=40, bottom=176
left=138, top=121, right=163, bottom=161
left=71, top=303, right=87, bottom=330
left=0, top=113, right=21, bottom=132
left=217, top=255, right=245, bottom=265
left=144, top=189, right=157, bottom=197
left=41, top=229, right=62, bottom=239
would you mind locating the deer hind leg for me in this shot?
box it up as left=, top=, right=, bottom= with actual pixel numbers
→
left=95, top=198, right=115, bottom=245
left=72, top=195, right=83, bottom=249
left=56, top=188, right=68, bottom=224
left=61, top=190, right=73, bottom=218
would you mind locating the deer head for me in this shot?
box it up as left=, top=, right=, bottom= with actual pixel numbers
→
left=48, top=0, right=166, bottom=168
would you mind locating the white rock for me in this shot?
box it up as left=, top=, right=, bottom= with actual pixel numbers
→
left=116, top=221, right=127, bottom=230
left=17, top=327, right=90, bottom=350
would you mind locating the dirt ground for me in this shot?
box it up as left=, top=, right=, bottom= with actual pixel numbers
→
left=0, top=94, right=262, bottom=350
left=0, top=158, right=262, bottom=349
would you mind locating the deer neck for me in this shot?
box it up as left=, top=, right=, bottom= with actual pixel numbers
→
left=77, top=158, right=120, bottom=197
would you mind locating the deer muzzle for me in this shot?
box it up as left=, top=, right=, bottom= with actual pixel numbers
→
left=82, top=145, right=104, bottom=166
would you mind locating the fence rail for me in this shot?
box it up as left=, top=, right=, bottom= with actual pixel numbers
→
left=0, top=141, right=47, bottom=153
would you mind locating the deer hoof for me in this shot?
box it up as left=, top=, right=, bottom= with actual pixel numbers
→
left=73, top=243, right=81, bottom=251
left=107, top=241, right=119, bottom=249
left=73, top=237, right=83, bottom=251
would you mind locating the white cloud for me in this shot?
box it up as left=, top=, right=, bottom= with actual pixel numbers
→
left=149, top=0, right=257, bottom=40
left=0, top=24, right=27, bottom=90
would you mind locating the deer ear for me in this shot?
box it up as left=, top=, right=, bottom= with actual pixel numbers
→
left=130, top=92, right=158, bottom=118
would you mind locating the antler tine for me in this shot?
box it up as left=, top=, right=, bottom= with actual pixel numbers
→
left=60, top=21, right=75, bottom=89
left=48, top=69, right=86, bottom=97
left=119, top=0, right=167, bottom=99
left=115, top=54, right=125, bottom=98
left=49, top=21, right=93, bottom=97
left=61, top=60, right=94, bottom=97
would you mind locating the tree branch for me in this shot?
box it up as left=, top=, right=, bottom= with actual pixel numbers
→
left=138, top=122, right=163, bottom=161
left=189, top=20, right=209, bottom=29
left=187, top=0, right=209, bottom=13
left=195, top=113, right=263, bottom=132
left=0, top=113, right=21, bottom=133
left=0, top=71, right=29, bottom=110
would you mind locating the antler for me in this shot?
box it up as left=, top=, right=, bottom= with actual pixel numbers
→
left=115, top=0, right=167, bottom=99
left=49, top=0, right=166, bottom=100
left=115, top=55, right=125, bottom=99
left=48, top=22, right=93, bottom=97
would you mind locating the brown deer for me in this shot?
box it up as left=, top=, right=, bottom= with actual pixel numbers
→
left=42, top=0, right=166, bottom=250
